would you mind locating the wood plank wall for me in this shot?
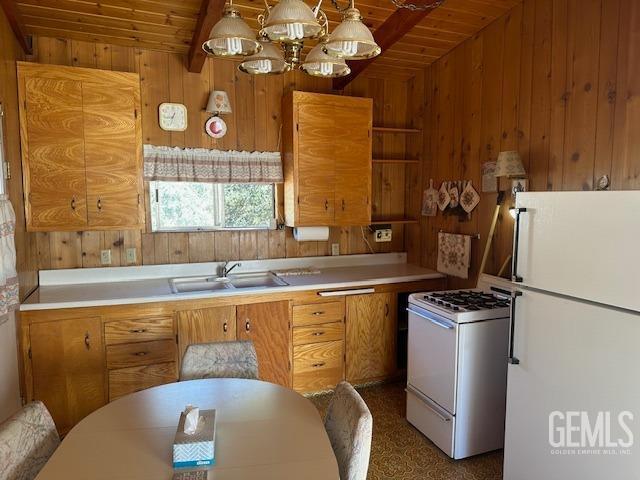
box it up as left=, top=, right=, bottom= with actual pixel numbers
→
left=415, top=0, right=640, bottom=288
left=0, top=10, right=37, bottom=300
left=29, top=36, right=421, bottom=270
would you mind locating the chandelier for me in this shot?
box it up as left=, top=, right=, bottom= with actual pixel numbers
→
left=202, top=0, right=381, bottom=78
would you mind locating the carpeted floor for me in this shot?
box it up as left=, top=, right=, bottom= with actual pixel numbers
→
left=309, top=381, right=503, bottom=480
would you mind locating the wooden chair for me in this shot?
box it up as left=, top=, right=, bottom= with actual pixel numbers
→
left=0, top=401, right=60, bottom=480
left=180, top=340, right=259, bottom=381
left=324, top=382, right=373, bottom=480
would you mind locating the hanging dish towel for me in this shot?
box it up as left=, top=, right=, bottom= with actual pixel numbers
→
left=421, top=179, right=438, bottom=217
left=437, top=181, right=450, bottom=211
left=0, top=195, right=18, bottom=322
left=460, top=181, right=480, bottom=213
left=437, top=232, right=471, bottom=279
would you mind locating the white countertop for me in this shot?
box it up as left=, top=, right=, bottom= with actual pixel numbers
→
left=21, top=253, right=444, bottom=311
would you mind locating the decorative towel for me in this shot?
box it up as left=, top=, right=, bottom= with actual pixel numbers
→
left=437, top=232, right=471, bottom=279
left=0, top=195, right=18, bottom=321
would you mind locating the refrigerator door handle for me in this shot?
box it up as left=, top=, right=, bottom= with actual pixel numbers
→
left=508, top=291, right=523, bottom=365
left=511, top=207, right=528, bottom=283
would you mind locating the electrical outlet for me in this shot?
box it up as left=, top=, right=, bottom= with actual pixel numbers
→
left=374, top=229, right=392, bottom=243
left=100, top=249, right=112, bottom=265
left=126, top=247, right=137, bottom=264
left=331, top=243, right=340, bottom=256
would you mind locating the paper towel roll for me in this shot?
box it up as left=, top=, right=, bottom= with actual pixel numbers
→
left=293, top=226, right=329, bottom=242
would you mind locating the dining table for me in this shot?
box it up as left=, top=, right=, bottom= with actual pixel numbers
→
left=35, top=378, right=339, bottom=479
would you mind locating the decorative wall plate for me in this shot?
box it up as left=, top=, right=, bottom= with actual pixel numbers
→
left=205, top=116, right=227, bottom=139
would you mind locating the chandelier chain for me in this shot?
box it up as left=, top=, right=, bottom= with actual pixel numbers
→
left=390, top=0, right=445, bottom=11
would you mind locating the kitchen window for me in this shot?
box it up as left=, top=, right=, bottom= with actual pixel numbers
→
left=150, top=181, right=275, bottom=232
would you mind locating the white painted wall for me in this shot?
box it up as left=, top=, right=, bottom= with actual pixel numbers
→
left=0, top=311, right=21, bottom=422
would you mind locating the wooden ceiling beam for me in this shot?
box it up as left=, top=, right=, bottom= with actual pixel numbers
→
left=187, top=0, right=226, bottom=73
left=333, top=0, right=440, bottom=90
left=0, top=0, right=32, bottom=54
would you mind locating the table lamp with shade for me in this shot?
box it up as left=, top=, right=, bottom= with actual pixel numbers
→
left=205, top=90, right=232, bottom=139
left=495, top=150, right=527, bottom=220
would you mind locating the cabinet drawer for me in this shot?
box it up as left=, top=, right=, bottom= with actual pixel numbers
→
left=104, top=317, right=174, bottom=345
left=106, top=339, right=177, bottom=370
left=293, top=322, right=343, bottom=346
left=293, top=340, right=344, bottom=393
left=109, top=362, right=178, bottom=401
left=292, top=301, right=344, bottom=327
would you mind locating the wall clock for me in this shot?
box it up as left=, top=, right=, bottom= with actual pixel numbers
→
left=205, top=116, right=228, bottom=139
left=159, top=103, right=188, bottom=131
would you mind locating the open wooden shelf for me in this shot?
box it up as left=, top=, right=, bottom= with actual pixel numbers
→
left=372, top=126, right=422, bottom=134
left=372, top=158, right=420, bottom=164
left=370, top=218, right=420, bottom=225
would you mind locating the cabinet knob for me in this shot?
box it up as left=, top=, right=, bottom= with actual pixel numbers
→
left=130, top=328, right=147, bottom=334
left=312, top=311, right=325, bottom=316
left=312, top=331, right=325, bottom=336
left=341, top=199, right=345, bottom=211
left=71, top=197, right=76, bottom=210
left=385, top=303, right=389, bottom=317
left=133, top=351, right=148, bottom=357
left=324, top=200, right=329, bottom=210
left=245, top=320, right=250, bottom=332
left=312, top=362, right=325, bottom=368
left=97, top=198, right=102, bottom=211
left=223, top=322, right=228, bottom=333
left=84, top=332, right=90, bottom=350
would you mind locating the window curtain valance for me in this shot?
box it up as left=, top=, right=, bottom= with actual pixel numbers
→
left=143, top=145, right=283, bottom=184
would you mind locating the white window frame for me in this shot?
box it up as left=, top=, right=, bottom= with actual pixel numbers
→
left=149, top=181, right=276, bottom=233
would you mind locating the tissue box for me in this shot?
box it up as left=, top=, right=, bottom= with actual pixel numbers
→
left=173, top=409, right=217, bottom=469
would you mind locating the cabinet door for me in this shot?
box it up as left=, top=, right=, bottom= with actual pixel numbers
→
left=83, top=82, right=143, bottom=228
left=237, top=301, right=291, bottom=387
left=22, top=77, right=88, bottom=230
left=296, top=103, right=335, bottom=225
left=334, top=104, right=372, bottom=226
left=177, top=306, right=237, bottom=361
left=30, top=317, right=105, bottom=434
left=346, top=292, right=397, bottom=383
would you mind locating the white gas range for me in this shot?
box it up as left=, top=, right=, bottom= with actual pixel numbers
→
left=406, top=276, right=512, bottom=460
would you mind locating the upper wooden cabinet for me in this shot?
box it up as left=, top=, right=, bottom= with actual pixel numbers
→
left=17, top=62, right=144, bottom=231
left=282, top=91, right=372, bottom=227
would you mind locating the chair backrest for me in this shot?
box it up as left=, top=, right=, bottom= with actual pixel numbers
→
left=324, top=382, right=373, bottom=480
left=0, top=401, right=60, bottom=480
left=180, top=340, right=259, bottom=381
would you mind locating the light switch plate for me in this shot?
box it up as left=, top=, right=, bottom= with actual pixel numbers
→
left=100, top=249, right=112, bottom=265
left=126, top=247, right=137, bottom=264
left=331, top=243, right=340, bottom=256
left=374, top=229, right=392, bottom=243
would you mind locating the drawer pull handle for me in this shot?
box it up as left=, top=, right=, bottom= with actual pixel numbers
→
left=223, top=322, right=228, bottom=333
left=312, top=362, right=325, bottom=368
left=130, top=328, right=147, bottom=334
left=84, top=332, right=90, bottom=350
left=71, top=197, right=76, bottom=210
left=312, top=311, right=325, bottom=316
left=97, top=198, right=102, bottom=211
left=324, top=199, right=329, bottom=210
left=245, top=320, right=250, bottom=332
left=312, top=331, right=325, bottom=336
left=133, top=351, right=148, bottom=357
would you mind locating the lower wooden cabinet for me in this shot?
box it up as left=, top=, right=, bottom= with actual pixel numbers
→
left=237, top=301, right=291, bottom=387
left=293, top=340, right=343, bottom=393
left=176, top=306, right=237, bottom=361
left=29, top=316, right=106, bottom=434
left=346, top=292, right=398, bottom=384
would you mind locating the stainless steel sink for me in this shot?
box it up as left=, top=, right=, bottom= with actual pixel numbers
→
left=170, top=272, right=288, bottom=294
left=227, top=272, right=289, bottom=289
left=169, top=276, right=232, bottom=294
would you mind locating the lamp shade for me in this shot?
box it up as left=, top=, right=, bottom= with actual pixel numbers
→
left=495, top=151, right=526, bottom=177
left=323, top=7, right=381, bottom=60
left=203, top=5, right=262, bottom=57
left=206, top=91, right=232, bottom=114
left=301, top=42, right=350, bottom=77
left=261, top=0, right=323, bottom=42
left=239, top=39, right=289, bottom=74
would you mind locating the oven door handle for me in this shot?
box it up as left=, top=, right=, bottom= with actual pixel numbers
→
left=406, top=307, right=455, bottom=330
left=406, top=386, right=452, bottom=423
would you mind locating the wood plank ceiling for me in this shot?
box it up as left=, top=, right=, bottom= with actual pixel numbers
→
left=15, top=0, right=521, bottom=74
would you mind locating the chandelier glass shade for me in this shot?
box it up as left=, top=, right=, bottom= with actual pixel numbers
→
left=260, top=0, right=324, bottom=42
left=301, top=42, right=351, bottom=77
left=323, top=6, right=381, bottom=59
left=202, top=4, right=262, bottom=56
left=238, top=38, right=290, bottom=74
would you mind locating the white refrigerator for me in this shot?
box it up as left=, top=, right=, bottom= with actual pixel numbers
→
left=503, top=191, right=640, bottom=479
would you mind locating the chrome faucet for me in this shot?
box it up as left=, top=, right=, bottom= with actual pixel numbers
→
left=219, top=261, right=241, bottom=278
